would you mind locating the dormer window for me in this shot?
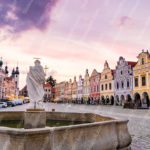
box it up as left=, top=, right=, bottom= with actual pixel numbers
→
left=141, top=58, right=144, bottom=65
left=127, top=80, right=130, bottom=88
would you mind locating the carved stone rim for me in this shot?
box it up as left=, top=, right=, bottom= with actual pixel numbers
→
left=26, top=109, right=45, bottom=112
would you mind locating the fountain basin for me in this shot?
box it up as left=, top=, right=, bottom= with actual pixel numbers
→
left=0, top=112, right=131, bottom=150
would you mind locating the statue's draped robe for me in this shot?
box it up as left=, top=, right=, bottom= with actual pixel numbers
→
left=26, top=65, right=45, bottom=103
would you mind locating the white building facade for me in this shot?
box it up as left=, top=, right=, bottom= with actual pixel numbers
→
left=83, top=69, right=90, bottom=102
left=114, top=57, right=136, bottom=105
left=77, top=75, right=84, bottom=103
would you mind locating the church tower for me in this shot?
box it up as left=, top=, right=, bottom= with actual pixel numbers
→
left=5, top=64, right=9, bottom=77
left=14, top=66, right=20, bottom=96
left=0, top=57, right=3, bottom=69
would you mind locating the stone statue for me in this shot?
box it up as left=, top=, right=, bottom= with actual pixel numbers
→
left=26, top=59, right=46, bottom=109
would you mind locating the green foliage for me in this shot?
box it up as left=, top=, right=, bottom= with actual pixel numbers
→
left=46, top=76, right=56, bottom=87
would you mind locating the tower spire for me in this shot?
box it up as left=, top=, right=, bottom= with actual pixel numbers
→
left=5, top=62, right=8, bottom=75
left=0, top=57, right=3, bottom=68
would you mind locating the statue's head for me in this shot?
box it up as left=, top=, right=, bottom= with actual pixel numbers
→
left=34, top=59, right=41, bottom=66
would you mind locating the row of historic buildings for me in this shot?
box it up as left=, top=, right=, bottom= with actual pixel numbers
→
left=55, top=50, right=150, bottom=108
left=0, top=59, right=20, bottom=99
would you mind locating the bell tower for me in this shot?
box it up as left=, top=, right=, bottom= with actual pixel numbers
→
left=15, top=66, right=20, bottom=96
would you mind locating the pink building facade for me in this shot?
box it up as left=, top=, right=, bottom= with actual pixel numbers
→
left=0, top=59, right=19, bottom=99
left=89, top=69, right=101, bottom=104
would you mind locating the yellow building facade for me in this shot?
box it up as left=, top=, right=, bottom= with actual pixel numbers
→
left=100, top=61, right=115, bottom=105
left=133, top=50, right=150, bottom=108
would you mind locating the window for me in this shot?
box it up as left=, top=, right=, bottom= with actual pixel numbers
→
left=121, top=71, right=123, bottom=75
left=121, top=81, right=124, bottom=88
left=105, top=75, right=107, bottom=79
left=101, top=84, right=104, bottom=91
left=128, top=70, right=132, bottom=75
left=109, top=83, right=112, bottom=90
left=141, top=58, right=144, bottom=65
left=105, top=84, right=107, bottom=90
left=127, top=80, right=130, bottom=88
left=135, top=78, right=138, bottom=87
left=117, top=82, right=119, bottom=89
left=142, top=76, right=146, bottom=86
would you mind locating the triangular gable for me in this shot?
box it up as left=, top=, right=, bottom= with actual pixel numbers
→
left=91, top=69, right=98, bottom=77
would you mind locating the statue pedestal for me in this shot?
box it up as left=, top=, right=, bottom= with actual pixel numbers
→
left=24, top=109, right=46, bottom=129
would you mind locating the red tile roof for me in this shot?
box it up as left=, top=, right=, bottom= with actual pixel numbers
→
left=127, top=61, right=137, bottom=67
left=44, top=83, right=55, bottom=93
left=44, top=83, right=52, bottom=88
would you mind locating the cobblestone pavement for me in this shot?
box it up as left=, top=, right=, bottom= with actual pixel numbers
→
left=1, top=103, right=150, bottom=150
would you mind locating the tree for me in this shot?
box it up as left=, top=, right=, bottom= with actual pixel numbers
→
left=46, top=76, right=56, bottom=87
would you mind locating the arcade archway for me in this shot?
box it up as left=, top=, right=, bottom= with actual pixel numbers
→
left=120, top=95, right=125, bottom=106
left=110, top=96, right=114, bottom=105
left=126, top=94, right=132, bottom=102
left=106, top=95, right=109, bottom=104
left=134, top=93, right=141, bottom=108
left=101, top=96, right=105, bottom=105
left=115, top=95, right=119, bottom=105
left=142, top=92, right=150, bottom=107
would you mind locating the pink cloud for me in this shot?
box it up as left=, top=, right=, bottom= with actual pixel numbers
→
left=115, top=16, right=134, bottom=28
left=20, top=39, right=103, bottom=64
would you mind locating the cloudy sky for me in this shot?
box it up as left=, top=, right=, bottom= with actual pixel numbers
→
left=0, top=0, right=150, bottom=88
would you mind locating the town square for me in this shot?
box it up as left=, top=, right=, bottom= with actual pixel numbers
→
left=1, top=0, right=150, bottom=150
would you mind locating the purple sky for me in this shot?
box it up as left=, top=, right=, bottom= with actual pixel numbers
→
left=0, top=0, right=57, bottom=32
left=0, top=0, right=150, bottom=88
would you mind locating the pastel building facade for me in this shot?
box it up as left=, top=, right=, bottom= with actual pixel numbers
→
left=77, top=75, right=84, bottom=103
left=55, top=81, right=66, bottom=101
left=83, top=69, right=90, bottom=102
left=90, top=69, right=100, bottom=103
left=19, top=86, right=28, bottom=97
left=64, top=82, right=69, bottom=101
left=114, top=57, right=136, bottom=105
left=44, top=83, right=55, bottom=101
left=4, top=77, right=16, bottom=98
left=100, top=61, right=115, bottom=105
left=72, top=76, right=77, bottom=102
left=67, top=79, right=73, bottom=102
left=133, top=50, right=150, bottom=108
left=55, top=83, right=61, bottom=100
left=59, top=82, right=66, bottom=101
left=0, top=59, right=20, bottom=99
left=0, top=64, right=5, bottom=99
